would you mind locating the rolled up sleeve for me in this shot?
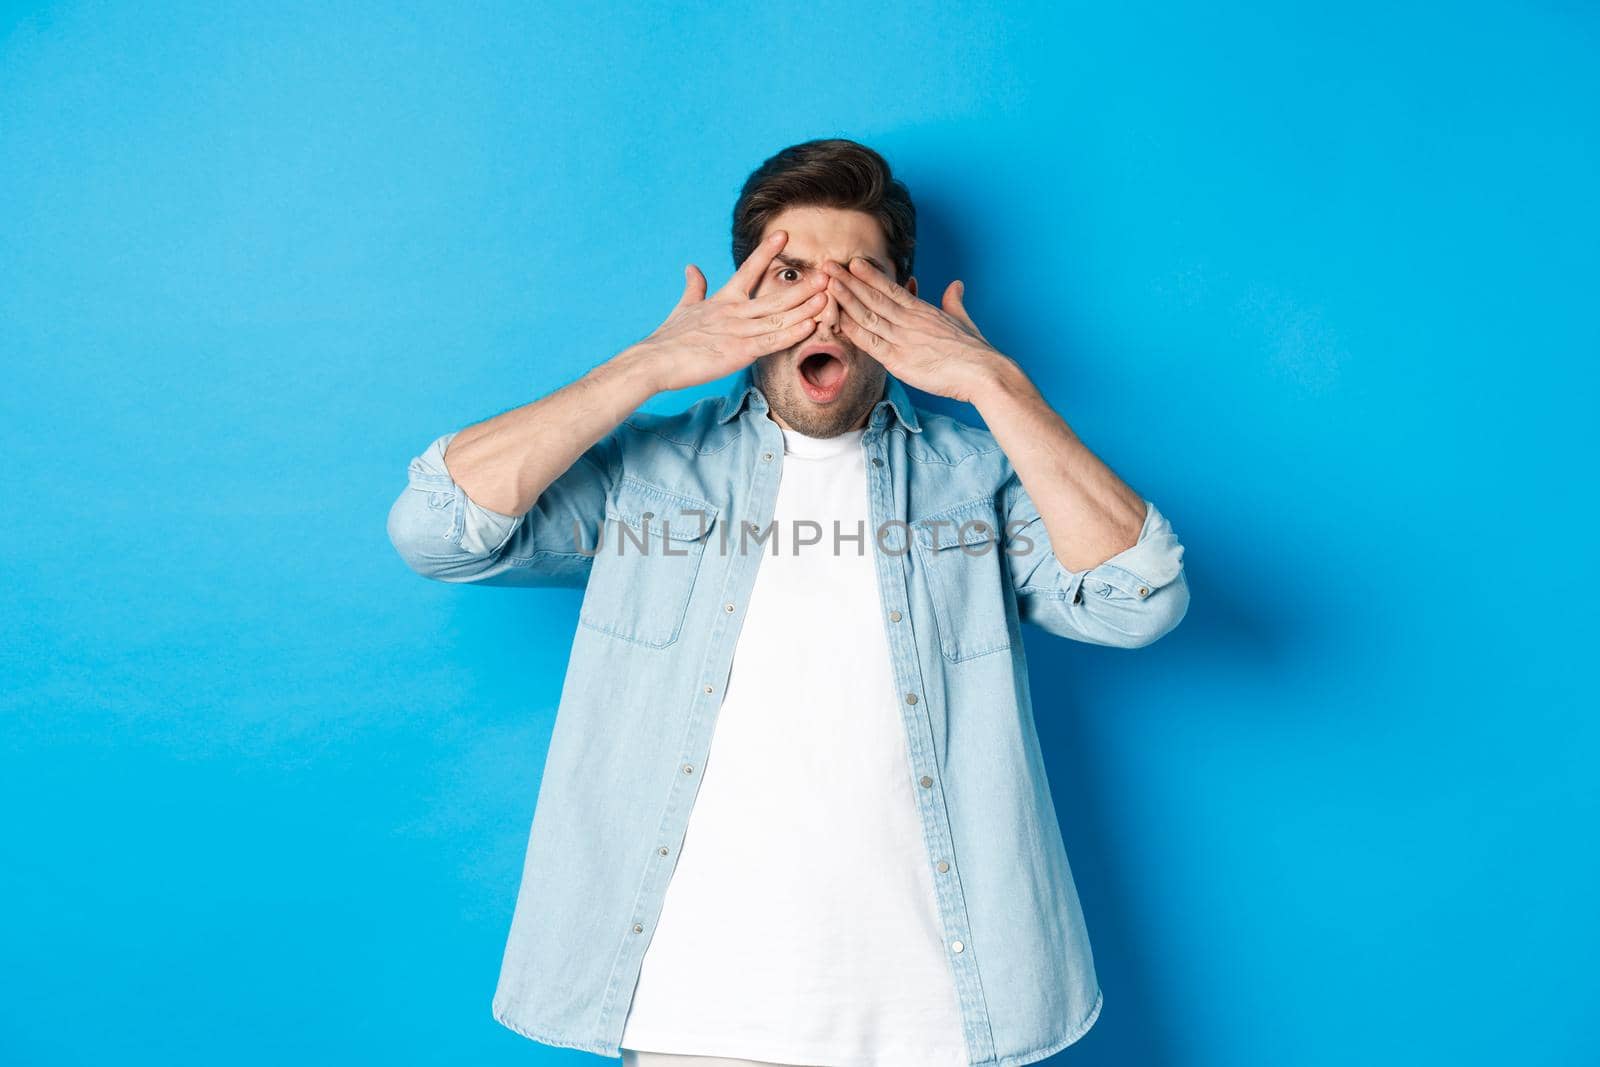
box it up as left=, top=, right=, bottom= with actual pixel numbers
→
left=385, top=428, right=617, bottom=588
left=1000, top=471, right=1189, bottom=648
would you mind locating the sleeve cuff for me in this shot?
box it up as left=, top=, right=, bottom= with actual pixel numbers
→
left=1058, top=498, right=1186, bottom=604
left=458, top=490, right=522, bottom=555
left=412, top=431, right=525, bottom=556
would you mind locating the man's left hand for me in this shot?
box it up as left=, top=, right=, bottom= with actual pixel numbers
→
left=824, top=257, right=1010, bottom=404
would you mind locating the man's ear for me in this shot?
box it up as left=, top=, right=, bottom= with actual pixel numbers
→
left=906, top=275, right=918, bottom=298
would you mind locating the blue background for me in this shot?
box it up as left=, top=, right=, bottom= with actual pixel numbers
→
left=3, top=2, right=1595, bottom=1064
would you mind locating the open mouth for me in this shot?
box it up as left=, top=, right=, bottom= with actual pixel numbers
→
left=797, top=350, right=849, bottom=404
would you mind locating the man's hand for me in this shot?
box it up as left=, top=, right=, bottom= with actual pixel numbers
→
left=631, top=229, right=830, bottom=393
left=824, top=258, right=1152, bottom=575
left=822, top=257, right=1011, bottom=404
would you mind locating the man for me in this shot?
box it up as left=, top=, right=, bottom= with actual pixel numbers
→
left=387, top=139, right=1189, bottom=1067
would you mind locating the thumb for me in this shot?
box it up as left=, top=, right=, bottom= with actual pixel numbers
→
left=679, top=264, right=708, bottom=306
left=943, top=279, right=984, bottom=337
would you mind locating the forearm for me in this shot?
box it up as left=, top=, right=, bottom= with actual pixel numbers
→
left=443, top=346, right=661, bottom=517
left=969, top=356, right=1147, bottom=573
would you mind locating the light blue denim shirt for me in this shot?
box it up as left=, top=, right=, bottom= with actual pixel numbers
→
left=386, top=367, right=1189, bottom=1065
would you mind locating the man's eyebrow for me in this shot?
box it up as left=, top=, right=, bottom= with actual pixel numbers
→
left=773, top=252, right=890, bottom=275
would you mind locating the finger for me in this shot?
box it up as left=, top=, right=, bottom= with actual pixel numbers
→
left=942, top=279, right=987, bottom=340
left=739, top=312, right=818, bottom=357
left=721, top=229, right=790, bottom=300
left=835, top=309, right=892, bottom=360
left=846, top=256, right=918, bottom=309
left=827, top=273, right=902, bottom=341
left=678, top=264, right=708, bottom=307
left=740, top=271, right=829, bottom=318
left=731, top=290, right=829, bottom=337
left=825, top=263, right=909, bottom=326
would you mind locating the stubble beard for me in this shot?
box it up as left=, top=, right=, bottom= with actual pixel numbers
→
left=751, top=349, right=886, bottom=439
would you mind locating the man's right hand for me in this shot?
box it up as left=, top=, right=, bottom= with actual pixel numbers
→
left=630, top=229, right=829, bottom=393
left=434, top=231, right=827, bottom=521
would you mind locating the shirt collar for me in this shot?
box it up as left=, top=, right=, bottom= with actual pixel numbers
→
left=714, top=366, right=923, bottom=434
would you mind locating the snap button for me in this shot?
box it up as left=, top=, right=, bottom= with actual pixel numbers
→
left=951, top=939, right=964, bottom=953
left=937, top=860, right=949, bottom=872
left=919, top=775, right=933, bottom=788
left=889, top=610, right=902, bottom=622
left=905, top=693, right=918, bottom=705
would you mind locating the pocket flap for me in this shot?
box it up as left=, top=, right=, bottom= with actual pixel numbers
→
left=607, top=476, right=718, bottom=541
left=914, top=500, right=1001, bottom=551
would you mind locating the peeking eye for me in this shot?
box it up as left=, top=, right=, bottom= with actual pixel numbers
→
left=777, top=267, right=801, bottom=284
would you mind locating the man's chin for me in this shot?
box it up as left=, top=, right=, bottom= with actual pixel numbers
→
left=771, top=389, right=879, bottom=437
left=754, top=355, right=883, bottom=436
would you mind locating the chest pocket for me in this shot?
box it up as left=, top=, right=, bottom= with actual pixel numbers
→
left=579, top=476, right=718, bottom=649
left=913, top=500, right=1013, bottom=662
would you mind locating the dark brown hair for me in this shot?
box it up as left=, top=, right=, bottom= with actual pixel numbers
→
left=731, top=138, right=917, bottom=286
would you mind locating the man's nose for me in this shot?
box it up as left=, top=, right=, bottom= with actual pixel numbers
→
left=813, top=267, right=843, bottom=327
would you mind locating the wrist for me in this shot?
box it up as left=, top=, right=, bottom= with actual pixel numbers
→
left=605, top=343, right=670, bottom=400
left=967, top=350, right=1033, bottom=409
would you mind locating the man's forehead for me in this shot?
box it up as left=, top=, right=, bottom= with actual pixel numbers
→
left=761, top=207, right=890, bottom=267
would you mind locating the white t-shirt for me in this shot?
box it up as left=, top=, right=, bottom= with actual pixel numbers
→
left=618, top=423, right=968, bottom=1067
